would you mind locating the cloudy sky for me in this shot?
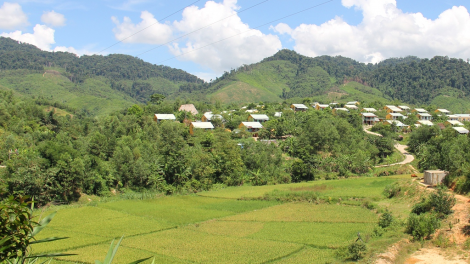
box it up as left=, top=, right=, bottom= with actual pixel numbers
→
left=1, top=0, right=469, bottom=81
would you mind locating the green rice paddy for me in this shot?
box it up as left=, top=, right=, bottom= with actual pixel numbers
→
left=33, top=177, right=413, bottom=263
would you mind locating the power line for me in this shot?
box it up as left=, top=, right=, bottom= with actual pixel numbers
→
left=154, top=0, right=335, bottom=64
left=99, top=0, right=202, bottom=54
left=136, top=0, right=272, bottom=57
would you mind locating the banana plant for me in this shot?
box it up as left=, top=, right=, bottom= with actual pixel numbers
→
left=95, top=236, right=153, bottom=264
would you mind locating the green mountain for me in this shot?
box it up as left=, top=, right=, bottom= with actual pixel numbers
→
left=0, top=37, right=203, bottom=115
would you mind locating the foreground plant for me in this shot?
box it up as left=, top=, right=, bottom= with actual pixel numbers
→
left=0, top=195, right=74, bottom=263
left=96, top=236, right=152, bottom=264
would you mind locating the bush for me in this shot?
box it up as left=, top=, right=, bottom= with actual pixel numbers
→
left=383, top=182, right=402, bottom=198
left=373, top=226, right=384, bottom=237
left=378, top=210, right=394, bottom=228
left=411, top=198, right=432, bottom=215
left=412, top=189, right=456, bottom=217
left=348, top=241, right=367, bottom=260
left=405, top=213, right=440, bottom=240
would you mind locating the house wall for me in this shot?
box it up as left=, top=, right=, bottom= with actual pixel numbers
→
left=424, top=171, right=447, bottom=186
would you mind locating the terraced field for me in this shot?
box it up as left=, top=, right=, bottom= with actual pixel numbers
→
left=33, top=176, right=414, bottom=263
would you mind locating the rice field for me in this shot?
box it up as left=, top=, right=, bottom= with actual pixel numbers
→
left=33, top=177, right=413, bottom=263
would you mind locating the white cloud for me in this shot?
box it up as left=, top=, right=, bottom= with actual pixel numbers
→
left=1, top=24, right=55, bottom=50
left=41, top=11, right=66, bottom=27
left=273, top=0, right=470, bottom=63
left=111, top=11, right=172, bottom=44
left=0, top=2, right=28, bottom=30
left=169, top=0, right=282, bottom=73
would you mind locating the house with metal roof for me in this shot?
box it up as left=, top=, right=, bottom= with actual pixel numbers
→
left=248, top=114, right=269, bottom=123
left=315, top=104, right=329, bottom=110
left=417, top=113, right=433, bottom=121
left=345, top=104, right=359, bottom=110
left=412, top=108, right=428, bottom=113
left=386, top=113, right=405, bottom=120
left=333, top=108, right=349, bottom=113
left=453, top=127, right=469, bottom=134
left=435, top=109, right=451, bottom=115
left=361, top=108, right=377, bottom=112
left=416, top=120, right=434, bottom=126
left=239, top=122, right=264, bottom=137
left=154, top=114, right=176, bottom=123
left=398, top=105, right=410, bottom=111
left=453, top=114, right=470, bottom=122
left=384, top=105, right=403, bottom=113
left=445, top=120, right=464, bottom=127
left=190, top=122, right=214, bottom=135
left=361, top=113, right=378, bottom=125
left=202, top=113, right=224, bottom=122
left=290, top=104, right=308, bottom=112
left=346, top=101, right=360, bottom=105
left=384, top=120, right=407, bottom=128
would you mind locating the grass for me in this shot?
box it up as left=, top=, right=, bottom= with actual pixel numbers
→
left=31, top=177, right=420, bottom=263
left=377, top=149, right=405, bottom=166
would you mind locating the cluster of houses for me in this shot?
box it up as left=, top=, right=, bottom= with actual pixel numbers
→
left=154, top=102, right=470, bottom=137
left=154, top=104, right=271, bottom=137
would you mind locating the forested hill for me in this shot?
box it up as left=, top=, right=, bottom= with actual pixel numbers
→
left=0, top=37, right=206, bottom=115
left=0, top=37, right=203, bottom=83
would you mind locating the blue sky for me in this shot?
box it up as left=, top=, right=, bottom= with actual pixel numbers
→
left=1, top=0, right=470, bottom=81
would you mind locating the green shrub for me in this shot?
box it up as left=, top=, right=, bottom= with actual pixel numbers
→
left=373, top=226, right=384, bottom=237
left=405, top=213, right=440, bottom=240
left=378, top=210, right=394, bottom=228
left=429, top=189, right=455, bottom=216
left=463, top=238, right=470, bottom=250
left=411, top=198, right=432, bottom=215
left=347, top=241, right=367, bottom=260
left=383, top=182, right=402, bottom=198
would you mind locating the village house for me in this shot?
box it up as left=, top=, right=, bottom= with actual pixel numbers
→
left=416, top=120, right=434, bottom=126
left=447, top=115, right=458, bottom=121
left=344, top=104, right=359, bottom=110
left=248, top=114, right=269, bottom=123
left=435, top=109, right=451, bottom=115
left=239, top=122, right=263, bottom=137
left=361, top=108, right=377, bottom=112
left=453, top=114, right=470, bottom=122
left=179, top=104, right=198, bottom=115
left=384, top=105, right=403, bottom=113
left=290, top=104, right=308, bottom=112
left=445, top=120, right=464, bottom=127
left=201, top=113, right=223, bottom=122
left=315, top=104, right=329, bottom=110
left=384, top=120, right=407, bottom=130
left=190, top=122, right=214, bottom=135
left=361, top=113, right=378, bottom=125
left=417, top=113, right=433, bottom=121
left=333, top=108, right=349, bottom=114
left=245, top=109, right=259, bottom=113
left=346, top=101, right=360, bottom=106
left=398, top=105, right=411, bottom=111
left=412, top=108, right=428, bottom=114
left=386, top=113, right=405, bottom=120
left=154, top=114, right=176, bottom=123
left=453, top=127, right=469, bottom=135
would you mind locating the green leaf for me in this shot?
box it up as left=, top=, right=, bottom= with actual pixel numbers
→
left=30, top=237, right=69, bottom=244
left=31, top=212, right=56, bottom=237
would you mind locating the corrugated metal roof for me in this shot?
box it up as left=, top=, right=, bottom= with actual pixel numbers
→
left=250, top=114, right=269, bottom=120
left=362, top=108, right=377, bottom=112
left=453, top=114, right=470, bottom=117
left=447, top=120, right=464, bottom=126
left=386, top=120, right=407, bottom=127
left=345, top=104, right=358, bottom=109
left=453, top=127, right=469, bottom=134
left=274, top=112, right=282, bottom=117
left=414, top=108, right=428, bottom=113
left=389, top=113, right=404, bottom=117
left=418, top=113, right=432, bottom=117
left=362, top=113, right=377, bottom=117
left=418, top=120, right=434, bottom=126
left=346, top=101, right=358, bottom=105
left=398, top=105, right=410, bottom=110
left=204, top=113, right=223, bottom=121
left=292, top=104, right=308, bottom=109
left=241, top=122, right=263, bottom=129
left=335, top=108, right=349, bottom=112
left=155, top=114, right=176, bottom=120
left=191, top=122, right=214, bottom=129
left=385, top=105, right=403, bottom=112
left=437, top=109, right=451, bottom=113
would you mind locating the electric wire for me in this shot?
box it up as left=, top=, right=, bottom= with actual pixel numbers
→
left=135, top=0, right=272, bottom=57
left=99, top=0, right=202, bottom=54
left=152, top=0, right=335, bottom=64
